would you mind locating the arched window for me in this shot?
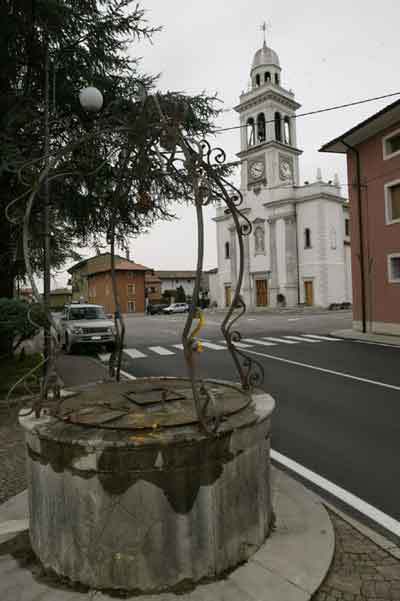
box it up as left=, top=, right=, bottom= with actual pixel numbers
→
left=264, top=71, right=271, bottom=83
left=284, top=116, right=291, bottom=145
left=257, top=113, right=266, bottom=143
left=225, top=241, right=230, bottom=259
left=304, top=228, right=311, bottom=249
left=255, top=74, right=260, bottom=86
left=247, top=118, right=255, bottom=146
left=274, top=112, right=282, bottom=142
left=275, top=73, right=280, bottom=85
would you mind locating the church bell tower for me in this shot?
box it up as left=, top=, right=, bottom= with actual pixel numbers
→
left=235, top=28, right=302, bottom=195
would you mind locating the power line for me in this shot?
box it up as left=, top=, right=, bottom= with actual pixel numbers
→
left=214, top=91, right=400, bottom=134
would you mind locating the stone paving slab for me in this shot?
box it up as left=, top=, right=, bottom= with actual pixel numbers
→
left=0, top=467, right=334, bottom=600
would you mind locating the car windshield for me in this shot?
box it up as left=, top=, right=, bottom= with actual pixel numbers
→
left=68, top=306, right=106, bottom=320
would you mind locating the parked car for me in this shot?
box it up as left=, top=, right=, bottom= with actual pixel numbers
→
left=148, top=303, right=169, bottom=315
left=162, top=302, right=190, bottom=314
left=60, top=303, right=116, bottom=353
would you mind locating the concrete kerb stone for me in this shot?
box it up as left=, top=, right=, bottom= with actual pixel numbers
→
left=0, top=466, right=334, bottom=601
left=331, top=328, right=400, bottom=347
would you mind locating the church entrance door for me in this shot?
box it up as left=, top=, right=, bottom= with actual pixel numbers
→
left=256, top=279, right=268, bottom=306
left=304, top=280, right=314, bottom=305
left=224, top=285, right=232, bottom=307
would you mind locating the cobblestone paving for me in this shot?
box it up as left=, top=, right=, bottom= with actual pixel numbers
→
left=0, top=406, right=26, bottom=504
left=313, top=510, right=400, bottom=601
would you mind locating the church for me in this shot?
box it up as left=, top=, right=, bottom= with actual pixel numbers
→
left=211, top=37, right=352, bottom=309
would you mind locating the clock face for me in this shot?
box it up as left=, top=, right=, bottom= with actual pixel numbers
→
left=280, top=159, right=292, bottom=180
left=249, top=160, right=265, bottom=180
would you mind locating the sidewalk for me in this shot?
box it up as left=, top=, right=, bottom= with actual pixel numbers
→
left=56, top=352, right=110, bottom=388
left=332, top=328, right=400, bottom=347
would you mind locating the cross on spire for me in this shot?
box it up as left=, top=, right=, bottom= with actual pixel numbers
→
left=261, top=20, right=271, bottom=46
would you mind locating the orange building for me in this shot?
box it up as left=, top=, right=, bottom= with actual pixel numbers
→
left=68, top=254, right=154, bottom=314
left=144, top=272, right=162, bottom=304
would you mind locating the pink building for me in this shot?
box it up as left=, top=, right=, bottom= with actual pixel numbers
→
left=321, top=99, right=400, bottom=335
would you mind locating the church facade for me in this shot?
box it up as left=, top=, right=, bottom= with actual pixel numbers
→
left=212, top=40, right=352, bottom=309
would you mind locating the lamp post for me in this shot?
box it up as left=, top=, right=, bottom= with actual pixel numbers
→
left=42, top=74, right=103, bottom=379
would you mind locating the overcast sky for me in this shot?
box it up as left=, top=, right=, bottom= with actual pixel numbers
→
left=53, top=0, right=399, bottom=287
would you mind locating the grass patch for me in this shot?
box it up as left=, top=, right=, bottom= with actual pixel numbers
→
left=0, top=352, right=43, bottom=398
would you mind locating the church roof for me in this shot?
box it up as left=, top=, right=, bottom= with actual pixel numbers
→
left=251, top=42, right=280, bottom=71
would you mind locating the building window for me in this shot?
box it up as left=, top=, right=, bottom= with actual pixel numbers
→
left=345, top=218, right=350, bottom=236
left=257, top=113, right=266, bottom=143
left=247, top=118, right=255, bottom=146
left=388, top=254, right=400, bottom=282
left=150, top=286, right=156, bottom=293
left=304, top=228, right=311, bottom=248
left=127, top=301, right=135, bottom=313
left=105, top=284, right=110, bottom=296
left=274, top=112, right=282, bottom=142
left=283, top=116, right=291, bottom=145
left=264, top=71, right=271, bottom=83
left=127, top=271, right=134, bottom=279
left=255, top=74, right=260, bottom=86
left=225, top=241, right=230, bottom=259
left=383, top=128, right=400, bottom=160
left=385, top=180, right=400, bottom=223
left=275, top=73, right=280, bottom=85
left=127, top=283, right=135, bottom=296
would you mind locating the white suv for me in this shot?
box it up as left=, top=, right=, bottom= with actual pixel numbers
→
left=60, top=304, right=116, bottom=353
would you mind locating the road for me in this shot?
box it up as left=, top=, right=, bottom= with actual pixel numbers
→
left=96, top=309, right=400, bottom=534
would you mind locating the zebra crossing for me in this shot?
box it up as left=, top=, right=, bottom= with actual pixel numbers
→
left=98, top=334, right=342, bottom=363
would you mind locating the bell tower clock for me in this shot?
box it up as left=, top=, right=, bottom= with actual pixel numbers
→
left=235, top=30, right=302, bottom=193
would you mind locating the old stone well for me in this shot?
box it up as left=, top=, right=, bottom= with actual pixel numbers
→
left=20, top=376, right=275, bottom=593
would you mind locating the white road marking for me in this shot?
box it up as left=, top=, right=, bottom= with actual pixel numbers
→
left=200, top=342, right=226, bottom=350
left=98, top=353, right=111, bottom=362
left=149, top=346, right=174, bottom=356
left=303, top=334, right=342, bottom=341
left=262, top=337, right=299, bottom=344
left=218, top=340, right=254, bottom=349
left=120, top=369, right=136, bottom=380
left=0, top=519, right=29, bottom=537
left=284, top=335, right=319, bottom=343
left=271, top=449, right=400, bottom=538
left=288, top=318, right=302, bottom=321
left=172, top=344, right=184, bottom=350
left=124, top=348, right=147, bottom=359
left=244, top=348, right=400, bottom=391
left=242, top=338, right=276, bottom=347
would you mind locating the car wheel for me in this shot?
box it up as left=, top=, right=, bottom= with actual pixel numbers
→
left=65, top=334, right=76, bottom=355
left=106, top=342, right=116, bottom=353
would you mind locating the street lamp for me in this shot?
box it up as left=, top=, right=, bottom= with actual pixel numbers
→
left=42, top=82, right=103, bottom=384
left=79, top=86, right=104, bottom=112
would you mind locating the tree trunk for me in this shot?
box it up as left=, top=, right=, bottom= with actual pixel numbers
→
left=0, top=208, right=15, bottom=299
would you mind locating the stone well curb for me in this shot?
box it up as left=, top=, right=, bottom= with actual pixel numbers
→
left=0, top=467, right=334, bottom=600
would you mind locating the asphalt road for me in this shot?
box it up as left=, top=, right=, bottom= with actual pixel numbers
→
left=100, top=310, right=400, bottom=527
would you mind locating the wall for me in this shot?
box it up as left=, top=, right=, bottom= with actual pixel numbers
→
left=87, top=271, right=146, bottom=314
left=348, top=122, right=400, bottom=331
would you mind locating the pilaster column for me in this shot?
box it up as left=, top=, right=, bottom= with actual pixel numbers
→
left=268, top=219, right=279, bottom=307
left=229, top=226, right=237, bottom=290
